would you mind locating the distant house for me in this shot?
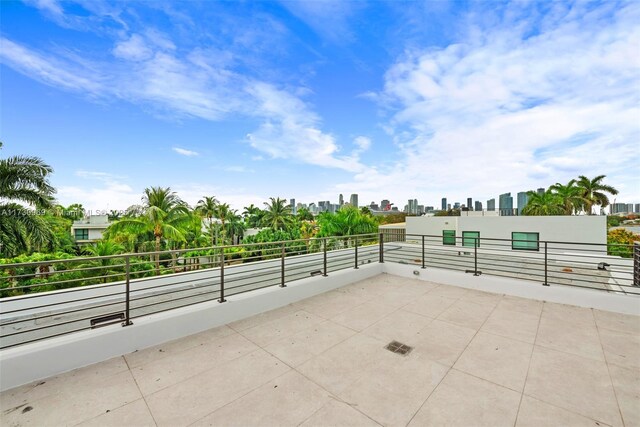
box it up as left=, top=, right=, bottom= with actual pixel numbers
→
left=70, top=215, right=111, bottom=244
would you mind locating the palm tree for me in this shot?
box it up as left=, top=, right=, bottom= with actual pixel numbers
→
left=262, top=197, right=292, bottom=230
left=82, top=240, right=125, bottom=283
left=0, top=143, right=56, bottom=256
left=317, top=206, right=378, bottom=237
left=224, top=211, right=245, bottom=244
left=106, top=187, right=190, bottom=273
left=213, top=202, right=233, bottom=244
left=521, top=190, right=565, bottom=216
left=296, top=207, right=314, bottom=221
left=549, top=180, right=582, bottom=215
left=196, top=196, right=218, bottom=246
left=242, top=204, right=264, bottom=228
left=576, top=175, right=618, bottom=215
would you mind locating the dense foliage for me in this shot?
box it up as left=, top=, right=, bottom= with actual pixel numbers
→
left=607, top=228, right=638, bottom=258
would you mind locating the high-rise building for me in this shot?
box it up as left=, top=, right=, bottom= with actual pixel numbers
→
left=474, top=201, right=482, bottom=211
left=339, top=194, right=344, bottom=206
left=537, top=188, right=545, bottom=195
left=289, top=198, right=296, bottom=215
left=350, top=194, right=359, bottom=208
left=426, top=206, right=434, bottom=213
left=635, top=203, right=640, bottom=213
left=408, top=199, right=418, bottom=215
left=369, top=201, right=379, bottom=210
left=467, top=198, right=473, bottom=211
left=499, top=193, right=514, bottom=215
left=381, top=199, right=391, bottom=211
left=487, top=198, right=496, bottom=211
left=517, top=192, right=529, bottom=215
left=417, top=205, right=424, bottom=215
left=441, top=198, right=447, bottom=211
left=627, top=204, right=634, bottom=214
left=447, top=203, right=452, bottom=210
left=453, top=202, right=460, bottom=209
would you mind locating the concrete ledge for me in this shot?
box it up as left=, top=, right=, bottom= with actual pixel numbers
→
left=0, top=264, right=382, bottom=391
left=382, top=263, right=640, bottom=315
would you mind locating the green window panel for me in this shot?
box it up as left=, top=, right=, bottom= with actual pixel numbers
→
left=462, top=231, right=480, bottom=247
left=512, top=232, right=539, bottom=251
left=74, top=229, right=89, bottom=240
left=443, top=230, right=456, bottom=245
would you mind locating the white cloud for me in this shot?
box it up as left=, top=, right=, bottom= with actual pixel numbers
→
left=113, top=35, right=152, bottom=61
left=172, top=147, right=199, bottom=157
left=353, top=136, right=371, bottom=152
left=246, top=82, right=370, bottom=172
left=342, top=1, right=640, bottom=204
left=224, top=166, right=254, bottom=173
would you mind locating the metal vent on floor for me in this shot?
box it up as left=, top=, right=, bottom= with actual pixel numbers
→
left=385, top=341, right=413, bottom=356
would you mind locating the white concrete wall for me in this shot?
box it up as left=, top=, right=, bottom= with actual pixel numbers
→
left=406, top=216, right=607, bottom=251
left=0, top=264, right=382, bottom=391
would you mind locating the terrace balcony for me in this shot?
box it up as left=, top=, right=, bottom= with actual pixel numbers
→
left=1, top=234, right=638, bottom=426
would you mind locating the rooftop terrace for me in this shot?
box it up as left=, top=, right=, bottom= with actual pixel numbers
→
left=2, top=274, right=638, bottom=427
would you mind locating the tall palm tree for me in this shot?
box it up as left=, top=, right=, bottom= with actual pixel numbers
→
left=106, top=187, right=190, bottom=273
left=213, top=202, right=233, bottom=244
left=262, top=197, right=292, bottom=230
left=0, top=143, right=56, bottom=256
left=224, top=211, right=245, bottom=244
left=549, top=180, right=582, bottom=215
left=196, top=196, right=218, bottom=246
left=521, top=190, right=565, bottom=216
left=576, top=175, right=618, bottom=215
left=242, top=204, right=264, bottom=228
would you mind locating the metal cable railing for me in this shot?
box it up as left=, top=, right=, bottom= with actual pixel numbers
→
left=0, top=232, right=637, bottom=350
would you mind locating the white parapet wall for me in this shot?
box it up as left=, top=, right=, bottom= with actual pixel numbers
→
left=383, top=262, right=640, bottom=315
left=0, top=263, right=382, bottom=392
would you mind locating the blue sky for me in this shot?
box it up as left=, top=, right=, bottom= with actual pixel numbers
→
left=1, top=0, right=638, bottom=212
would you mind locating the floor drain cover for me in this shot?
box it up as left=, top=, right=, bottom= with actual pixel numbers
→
left=385, top=341, right=413, bottom=356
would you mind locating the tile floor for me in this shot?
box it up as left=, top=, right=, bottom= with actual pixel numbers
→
left=1, top=274, right=639, bottom=427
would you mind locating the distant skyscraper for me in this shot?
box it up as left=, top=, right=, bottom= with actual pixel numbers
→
left=408, top=199, right=418, bottom=215
left=381, top=199, right=390, bottom=211
left=467, top=198, right=473, bottom=210
left=453, top=202, right=460, bottom=209
left=441, top=198, right=447, bottom=210
left=487, top=199, right=496, bottom=211
left=417, top=204, right=424, bottom=215
left=474, top=201, right=482, bottom=211
left=635, top=203, right=640, bottom=213
left=426, top=206, right=434, bottom=213
left=290, top=198, right=296, bottom=215
left=350, top=194, right=359, bottom=208
left=537, top=188, right=545, bottom=195
left=339, top=194, right=344, bottom=206
left=516, top=192, right=529, bottom=215
left=499, top=193, right=514, bottom=215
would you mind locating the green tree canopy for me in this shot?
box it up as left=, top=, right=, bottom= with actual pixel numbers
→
left=576, top=175, right=618, bottom=215
left=0, top=143, right=56, bottom=256
left=262, top=197, right=292, bottom=230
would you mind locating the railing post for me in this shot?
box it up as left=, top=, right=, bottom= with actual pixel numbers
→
left=421, top=235, right=426, bottom=269
left=379, top=232, right=384, bottom=263
left=219, top=247, right=227, bottom=302
left=354, top=236, right=359, bottom=269
left=280, top=242, right=287, bottom=287
left=542, top=241, right=549, bottom=286
left=473, top=238, right=480, bottom=276
left=634, top=242, right=639, bottom=287
left=323, top=238, right=328, bottom=276
left=122, top=255, right=132, bottom=326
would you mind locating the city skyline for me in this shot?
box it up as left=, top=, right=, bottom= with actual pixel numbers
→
left=2, top=1, right=639, bottom=211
